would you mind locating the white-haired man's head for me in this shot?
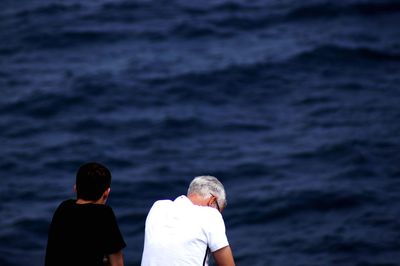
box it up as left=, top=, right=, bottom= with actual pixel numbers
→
left=187, top=175, right=227, bottom=210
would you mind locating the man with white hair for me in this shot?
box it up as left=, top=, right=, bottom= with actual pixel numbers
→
left=141, top=175, right=235, bottom=266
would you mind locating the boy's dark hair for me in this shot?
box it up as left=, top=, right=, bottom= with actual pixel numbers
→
left=76, top=162, right=112, bottom=201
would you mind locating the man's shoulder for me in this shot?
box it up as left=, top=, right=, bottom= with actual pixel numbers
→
left=152, top=199, right=174, bottom=208
left=198, top=204, right=223, bottom=219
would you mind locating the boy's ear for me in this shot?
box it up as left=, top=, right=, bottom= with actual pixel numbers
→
left=103, top=187, right=111, bottom=199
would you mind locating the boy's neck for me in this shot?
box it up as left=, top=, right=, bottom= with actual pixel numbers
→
left=74, top=188, right=110, bottom=205
left=76, top=198, right=105, bottom=205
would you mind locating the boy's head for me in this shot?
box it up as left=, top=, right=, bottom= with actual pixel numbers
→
left=75, top=162, right=112, bottom=201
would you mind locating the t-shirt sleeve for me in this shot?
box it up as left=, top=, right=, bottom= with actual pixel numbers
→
left=45, top=205, right=62, bottom=266
left=206, top=210, right=229, bottom=252
left=45, top=200, right=73, bottom=266
left=103, top=207, right=126, bottom=255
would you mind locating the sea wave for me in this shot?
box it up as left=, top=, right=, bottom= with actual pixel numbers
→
left=292, top=45, right=400, bottom=63
left=229, top=188, right=377, bottom=226
left=14, top=3, right=82, bottom=17
left=21, top=30, right=128, bottom=49
left=4, top=0, right=399, bottom=53
left=287, top=1, right=400, bottom=20
left=131, top=43, right=399, bottom=85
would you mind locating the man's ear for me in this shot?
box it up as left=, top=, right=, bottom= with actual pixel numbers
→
left=207, top=195, right=216, bottom=207
left=73, top=184, right=77, bottom=193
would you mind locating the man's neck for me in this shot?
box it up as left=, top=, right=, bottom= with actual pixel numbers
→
left=187, top=193, right=208, bottom=207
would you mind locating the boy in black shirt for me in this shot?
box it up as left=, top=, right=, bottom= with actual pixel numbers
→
left=45, top=162, right=126, bottom=266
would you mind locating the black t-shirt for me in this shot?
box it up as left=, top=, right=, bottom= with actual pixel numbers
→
left=45, top=199, right=126, bottom=266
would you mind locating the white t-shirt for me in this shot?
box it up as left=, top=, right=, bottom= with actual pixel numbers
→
left=141, top=195, right=229, bottom=266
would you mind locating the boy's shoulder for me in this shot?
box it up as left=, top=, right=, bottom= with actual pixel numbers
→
left=54, top=199, right=75, bottom=213
left=59, top=199, right=76, bottom=207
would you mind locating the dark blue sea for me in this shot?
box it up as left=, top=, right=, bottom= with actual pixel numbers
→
left=1, top=0, right=400, bottom=265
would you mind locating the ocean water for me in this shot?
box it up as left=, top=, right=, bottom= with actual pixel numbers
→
left=1, top=0, right=400, bottom=265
